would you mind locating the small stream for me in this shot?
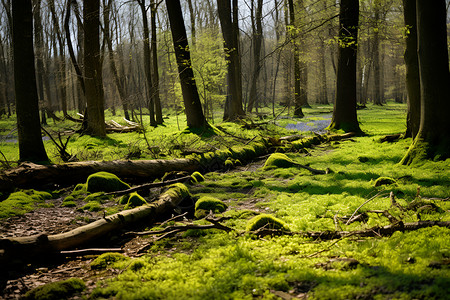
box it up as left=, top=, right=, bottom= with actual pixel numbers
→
left=282, top=114, right=332, bottom=133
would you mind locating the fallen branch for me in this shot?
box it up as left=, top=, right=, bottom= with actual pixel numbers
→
left=346, top=191, right=388, bottom=225
left=59, top=248, right=124, bottom=257
left=0, top=185, right=190, bottom=267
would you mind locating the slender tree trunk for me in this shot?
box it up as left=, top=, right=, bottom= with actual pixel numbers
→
left=12, top=0, right=48, bottom=162
left=138, top=0, right=157, bottom=126
left=187, top=0, right=196, bottom=46
left=328, top=0, right=361, bottom=133
left=166, top=0, right=207, bottom=128
left=318, top=37, right=328, bottom=104
left=83, top=0, right=106, bottom=137
left=401, top=0, right=450, bottom=164
left=151, top=0, right=163, bottom=124
left=287, top=0, right=304, bottom=117
left=372, top=0, right=382, bottom=105
left=247, top=0, right=263, bottom=113
left=402, top=0, right=420, bottom=139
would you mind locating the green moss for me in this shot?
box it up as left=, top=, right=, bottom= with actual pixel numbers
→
left=80, top=201, right=102, bottom=212
left=163, top=183, right=191, bottom=200
left=224, top=158, right=234, bottom=168
left=121, top=192, right=147, bottom=209
left=374, top=176, right=397, bottom=187
left=69, top=183, right=87, bottom=199
left=194, top=196, right=228, bottom=218
left=263, top=153, right=296, bottom=170
left=0, top=190, right=52, bottom=219
left=190, top=171, right=205, bottom=184
left=90, top=252, right=128, bottom=270
left=61, top=200, right=76, bottom=208
left=86, top=171, right=130, bottom=193
left=22, top=278, right=85, bottom=300
left=246, top=214, right=290, bottom=232
left=84, top=192, right=111, bottom=203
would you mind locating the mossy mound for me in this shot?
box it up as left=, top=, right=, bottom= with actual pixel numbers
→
left=374, top=176, right=397, bottom=187
left=194, top=196, right=228, bottom=218
left=263, top=153, right=297, bottom=170
left=0, top=190, right=52, bottom=219
left=163, top=183, right=191, bottom=200
left=190, top=171, right=205, bottom=184
left=86, top=172, right=130, bottom=193
left=246, top=214, right=290, bottom=232
left=121, top=192, right=147, bottom=209
left=80, top=201, right=102, bottom=212
left=91, top=252, right=128, bottom=270
left=22, top=278, right=85, bottom=300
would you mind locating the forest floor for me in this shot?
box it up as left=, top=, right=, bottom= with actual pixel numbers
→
left=0, top=103, right=449, bottom=299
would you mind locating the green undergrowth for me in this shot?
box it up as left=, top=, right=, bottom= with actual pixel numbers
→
left=23, top=278, right=86, bottom=300
left=0, top=190, right=53, bottom=218
left=89, top=102, right=450, bottom=299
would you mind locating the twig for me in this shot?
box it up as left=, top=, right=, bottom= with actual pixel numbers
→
left=59, top=248, right=124, bottom=256
left=160, top=212, right=188, bottom=226
left=346, top=191, right=388, bottom=225
left=304, top=234, right=352, bottom=258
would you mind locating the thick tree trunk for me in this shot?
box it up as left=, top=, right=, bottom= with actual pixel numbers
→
left=401, top=0, right=450, bottom=164
left=12, top=0, right=49, bottom=163
left=328, top=0, right=362, bottom=133
left=166, top=0, right=207, bottom=128
left=402, top=0, right=420, bottom=139
left=0, top=185, right=190, bottom=266
left=83, top=0, right=106, bottom=137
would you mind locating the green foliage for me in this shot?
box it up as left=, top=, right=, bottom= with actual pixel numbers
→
left=22, top=278, right=85, bottom=300
left=246, top=214, right=290, bottom=232
left=194, top=196, right=227, bottom=218
left=86, top=171, right=130, bottom=193
left=80, top=201, right=102, bottom=212
left=90, top=252, right=128, bottom=270
left=0, top=190, right=52, bottom=219
left=263, top=153, right=296, bottom=170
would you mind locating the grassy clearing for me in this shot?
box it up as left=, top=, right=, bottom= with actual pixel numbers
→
left=1, top=102, right=449, bottom=299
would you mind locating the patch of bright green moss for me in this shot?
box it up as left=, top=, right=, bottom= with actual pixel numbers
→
left=22, top=278, right=85, bottom=300
left=0, top=190, right=52, bottom=219
left=86, top=171, right=130, bottom=193
left=80, top=201, right=102, bottom=212
left=194, top=196, right=228, bottom=218
left=190, top=171, right=205, bottom=184
left=246, top=214, right=290, bottom=232
left=84, top=192, right=111, bottom=203
left=373, top=176, right=397, bottom=187
left=121, top=192, right=147, bottom=209
left=163, top=183, right=191, bottom=200
left=263, top=153, right=296, bottom=170
left=90, top=252, right=128, bottom=270
left=61, top=200, right=77, bottom=208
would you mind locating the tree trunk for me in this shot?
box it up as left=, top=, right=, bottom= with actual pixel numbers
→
left=166, top=0, right=207, bottom=128
left=138, top=0, right=157, bottom=127
left=401, top=0, right=450, bottom=164
left=402, top=0, right=420, bottom=139
left=328, top=0, right=362, bottom=133
left=83, top=0, right=106, bottom=137
left=151, top=0, right=163, bottom=125
left=372, top=0, right=382, bottom=105
left=12, top=0, right=49, bottom=163
left=218, top=0, right=245, bottom=121
left=287, top=0, right=304, bottom=117
left=247, top=0, right=263, bottom=113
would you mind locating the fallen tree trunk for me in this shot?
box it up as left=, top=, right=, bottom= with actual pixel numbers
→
left=0, top=184, right=188, bottom=267
left=0, top=133, right=353, bottom=191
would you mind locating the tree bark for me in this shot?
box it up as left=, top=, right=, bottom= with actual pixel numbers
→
left=402, top=0, right=420, bottom=139
left=166, top=0, right=207, bottom=128
left=247, top=0, right=263, bottom=113
left=83, top=0, right=106, bottom=137
left=328, top=0, right=362, bottom=133
left=151, top=0, right=163, bottom=125
left=12, top=0, right=49, bottom=163
left=401, top=0, right=450, bottom=164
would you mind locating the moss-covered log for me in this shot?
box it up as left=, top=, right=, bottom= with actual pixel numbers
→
left=0, top=184, right=190, bottom=266
left=0, top=133, right=353, bottom=191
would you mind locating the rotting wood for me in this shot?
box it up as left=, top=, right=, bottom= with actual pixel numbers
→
left=0, top=185, right=189, bottom=267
